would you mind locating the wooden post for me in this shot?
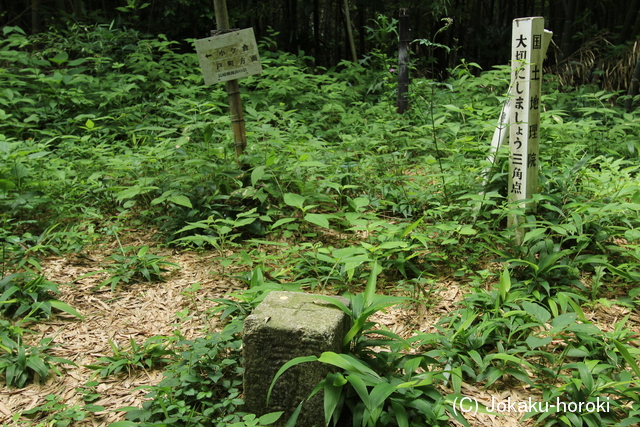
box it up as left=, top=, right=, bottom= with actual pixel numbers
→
left=482, top=29, right=551, bottom=189
left=508, top=17, right=545, bottom=242
left=397, top=8, right=410, bottom=114
left=214, top=0, right=247, bottom=169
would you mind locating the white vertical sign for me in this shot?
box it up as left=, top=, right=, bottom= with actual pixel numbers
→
left=508, top=17, right=545, bottom=234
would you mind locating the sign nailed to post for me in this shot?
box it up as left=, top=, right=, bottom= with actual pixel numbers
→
left=195, top=28, right=262, bottom=85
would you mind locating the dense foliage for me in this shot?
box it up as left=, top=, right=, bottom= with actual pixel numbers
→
left=2, top=21, right=640, bottom=427
left=3, top=1, right=639, bottom=87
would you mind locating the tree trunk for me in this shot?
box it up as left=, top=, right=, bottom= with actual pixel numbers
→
left=626, top=57, right=640, bottom=113
left=343, top=0, right=357, bottom=63
left=629, top=1, right=640, bottom=41
left=560, top=0, right=576, bottom=60
left=357, top=0, right=365, bottom=56
left=621, top=0, right=638, bottom=41
left=32, top=0, right=41, bottom=33
left=313, top=0, right=320, bottom=61
left=73, top=0, right=85, bottom=21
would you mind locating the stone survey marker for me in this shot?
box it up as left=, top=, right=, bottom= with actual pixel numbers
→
left=195, top=28, right=262, bottom=85
left=243, top=291, right=350, bottom=426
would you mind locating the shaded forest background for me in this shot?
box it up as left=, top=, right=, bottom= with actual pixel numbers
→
left=2, top=0, right=640, bottom=89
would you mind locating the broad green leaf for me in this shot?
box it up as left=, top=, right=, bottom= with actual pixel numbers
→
left=251, top=166, right=266, bottom=186
left=498, top=267, right=510, bottom=301
left=258, top=411, right=284, bottom=425
left=349, top=197, right=370, bottom=210
left=318, top=352, right=381, bottom=381
left=346, top=374, right=370, bottom=409
left=523, top=227, right=546, bottom=243
left=299, top=161, right=326, bottom=167
left=391, top=400, right=409, bottom=427
left=0, top=285, right=20, bottom=303
left=522, top=301, right=551, bottom=325
left=376, top=241, right=408, bottom=250
left=137, top=245, right=149, bottom=257
left=576, top=362, right=594, bottom=391
left=369, top=382, right=396, bottom=412
left=304, top=213, right=330, bottom=228
left=537, top=250, right=568, bottom=274
left=283, top=193, right=306, bottom=210
left=397, top=372, right=438, bottom=388
left=169, top=195, right=192, bottom=208
left=450, top=365, right=462, bottom=394
left=51, top=51, right=69, bottom=64
left=0, top=179, right=16, bottom=191
left=306, top=295, right=352, bottom=317
left=549, top=312, right=577, bottom=334
left=484, top=353, right=534, bottom=370
left=503, top=367, right=534, bottom=387
left=525, top=335, right=552, bottom=350
left=458, top=225, right=477, bottom=235
left=27, top=151, right=50, bottom=160
left=323, top=372, right=345, bottom=425
left=26, top=355, right=49, bottom=378
left=116, top=186, right=159, bottom=201
left=332, top=246, right=366, bottom=258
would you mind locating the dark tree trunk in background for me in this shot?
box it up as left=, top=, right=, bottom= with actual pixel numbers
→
left=626, top=58, right=640, bottom=113
left=313, top=0, right=320, bottom=61
left=357, top=0, right=365, bottom=56
left=31, top=0, right=41, bottom=33
left=560, top=0, right=576, bottom=60
left=623, top=0, right=640, bottom=41
left=343, top=0, right=357, bottom=63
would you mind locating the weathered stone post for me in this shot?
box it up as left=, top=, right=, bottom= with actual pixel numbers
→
left=243, top=291, right=350, bottom=426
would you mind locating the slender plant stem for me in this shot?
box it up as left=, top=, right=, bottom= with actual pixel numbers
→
left=429, top=82, right=450, bottom=204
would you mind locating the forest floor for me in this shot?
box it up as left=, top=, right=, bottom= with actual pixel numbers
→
left=1, top=228, right=638, bottom=427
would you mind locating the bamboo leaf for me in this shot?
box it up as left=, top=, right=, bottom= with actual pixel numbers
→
left=364, top=261, right=382, bottom=307
left=613, top=340, right=640, bottom=380
left=318, top=352, right=381, bottom=381
left=267, top=356, right=317, bottom=405
left=258, top=411, right=284, bottom=425
left=49, top=300, right=84, bottom=320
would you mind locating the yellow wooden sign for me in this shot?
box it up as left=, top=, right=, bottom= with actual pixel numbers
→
left=195, top=28, right=262, bottom=85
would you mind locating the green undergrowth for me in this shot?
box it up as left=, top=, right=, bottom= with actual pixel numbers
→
left=2, top=22, right=640, bottom=427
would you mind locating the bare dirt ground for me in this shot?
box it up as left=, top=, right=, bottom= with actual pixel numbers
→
left=1, top=228, right=639, bottom=426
